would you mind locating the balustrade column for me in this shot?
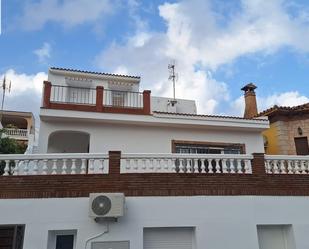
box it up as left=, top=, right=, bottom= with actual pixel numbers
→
left=96, top=86, right=104, bottom=112
left=43, top=81, right=51, bottom=108
left=109, top=151, right=121, bottom=175
left=252, top=153, right=266, bottom=176
left=143, top=90, right=151, bottom=114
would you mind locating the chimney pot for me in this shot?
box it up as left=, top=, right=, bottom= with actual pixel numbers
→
left=242, top=83, right=258, bottom=119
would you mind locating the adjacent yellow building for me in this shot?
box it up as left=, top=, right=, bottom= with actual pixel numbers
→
left=257, top=103, right=309, bottom=155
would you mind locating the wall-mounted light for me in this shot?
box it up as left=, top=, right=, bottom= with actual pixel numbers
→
left=298, top=127, right=303, bottom=136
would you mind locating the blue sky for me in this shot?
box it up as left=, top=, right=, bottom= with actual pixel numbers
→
left=1, top=0, right=309, bottom=118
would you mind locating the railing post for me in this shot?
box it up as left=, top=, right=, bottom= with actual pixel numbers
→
left=96, top=86, right=104, bottom=112
left=43, top=81, right=51, bottom=108
left=143, top=90, right=151, bottom=114
left=109, top=151, right=121, bottom=175
left=252, top=153, right=266, bottom=175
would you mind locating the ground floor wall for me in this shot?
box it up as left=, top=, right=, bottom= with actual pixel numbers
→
left=0, top=196, right=309, bottom=249
left=38, top=121, right=265, bottom=154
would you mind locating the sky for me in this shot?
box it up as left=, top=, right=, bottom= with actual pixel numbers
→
left=1, top=0, right=309, bottom=120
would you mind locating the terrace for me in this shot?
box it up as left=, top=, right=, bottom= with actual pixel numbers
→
left=42, top=81, right=151, bottom=115
left=3, top=128, right=29, bottom=140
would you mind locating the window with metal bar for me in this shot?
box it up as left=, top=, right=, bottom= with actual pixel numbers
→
left=0, top=225, right=25, bottom=249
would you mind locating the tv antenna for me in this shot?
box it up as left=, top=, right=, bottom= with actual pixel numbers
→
left=0, top=76, right=11, bottom=124
left=168, top=60, right=178, bottom=101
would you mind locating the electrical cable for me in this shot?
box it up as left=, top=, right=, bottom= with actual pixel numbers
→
left=85, top=222, right=109, bottom=249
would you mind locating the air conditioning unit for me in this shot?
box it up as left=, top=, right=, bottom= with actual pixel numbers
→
left=89, top=193, right=125, bottom=219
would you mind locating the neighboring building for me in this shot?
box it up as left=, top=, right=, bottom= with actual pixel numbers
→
left=2, top=68, right=309, bottom=249
left=257, top=103, right=309, bottom=155
left=241, top=83, right=309, bottom=155
left=0, top=110, right=35, bottom=146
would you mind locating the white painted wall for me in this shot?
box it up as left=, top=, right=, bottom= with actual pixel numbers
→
left=151, top=97, right=197, bottom=114
left=48, top=71, right=142, bottom=107
left=38, top=121, right=264, bottom=154
left=1, top=196, right=309, bottom=249
left=48, top=71, right=140, bottom=92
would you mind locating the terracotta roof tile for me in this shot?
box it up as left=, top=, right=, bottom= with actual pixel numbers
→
left=257, top=103, right=309, bottom=117
left=153, top=111, right=267, bottom=122
left=50, top=67, right=141, bottom=79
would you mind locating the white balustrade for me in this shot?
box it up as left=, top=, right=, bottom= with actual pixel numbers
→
left=4, top=128, right=28, bottom=138
left=265, top=155, right=309, bottom=174
left=0, top=153, right=109, bottom=176
left=121, top=154, right=253, bottom=174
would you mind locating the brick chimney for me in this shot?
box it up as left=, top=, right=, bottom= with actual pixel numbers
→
left=241, top=83, right=258, bottom=119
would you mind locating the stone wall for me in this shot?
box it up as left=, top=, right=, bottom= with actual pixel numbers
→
left=274, top=118, right=309, bottom=155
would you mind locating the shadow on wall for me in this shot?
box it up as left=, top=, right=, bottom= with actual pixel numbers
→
left=47, top=131, right=90, bottom=153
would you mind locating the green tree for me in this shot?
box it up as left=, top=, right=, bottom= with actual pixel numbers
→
left=0, top=129, right=27, bottom=175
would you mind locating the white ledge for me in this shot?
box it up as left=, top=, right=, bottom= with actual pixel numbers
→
left=40, top=108, right=269, bottom=131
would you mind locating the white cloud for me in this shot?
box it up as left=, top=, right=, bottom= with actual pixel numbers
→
left=34, top=42, right=51, bottom=63
left=96, top=0, right=309, bottom=114
left=19, top=0, right=115, bottom=31
left=0, top=70, right=47, bottom=117
left=260, top=91, right=309, bottom=109
left=159, top=0, right=309, bottom=70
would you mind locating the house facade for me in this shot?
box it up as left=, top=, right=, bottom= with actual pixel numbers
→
left=257, top=103, right=309, bottom=155
left=38, top=68, right=266, bottom=155
left=1, top=68, right=309, bottom=249
left=241, top=83, right=309, bottom=156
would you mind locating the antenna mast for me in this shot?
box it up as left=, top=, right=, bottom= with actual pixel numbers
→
left=168, top=61, right=177, bottom=100
left=0, top=76, right=11, bottom=124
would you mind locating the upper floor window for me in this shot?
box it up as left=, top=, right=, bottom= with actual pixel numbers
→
left=112, top=91, right=126, bottom=107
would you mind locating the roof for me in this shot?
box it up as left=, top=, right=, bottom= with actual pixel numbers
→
left=50, top=67, right=141, bottom=79
left=257, top=103, right=309, bottom=117
left=1, top=110, right=34, bottom=118
left=41, top=108, right=269, bottom=131
left=153, top=111, right=268, bottom=122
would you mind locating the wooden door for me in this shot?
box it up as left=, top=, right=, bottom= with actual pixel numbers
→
left=294, top=137, right=309, bottom=155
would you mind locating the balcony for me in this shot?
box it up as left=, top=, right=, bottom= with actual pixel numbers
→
left=42, top=82, right=151, bottom=115
left=3, top=128, right=29, bottom=140
left=1, top=152, right=309, bottom=198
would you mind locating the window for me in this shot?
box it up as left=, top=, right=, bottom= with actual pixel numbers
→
left=47, top=230, right=76, bottom=249
left=0, top=225, right=25, bottom=249
left=257, top=225, right=296, bottom=249
left=56, top=235, right=74, bottom=249
left=112, top=91, right=126, bottom=107
left=67, top=87, right=92, bottom=104
left=294, top=137, right=309, bottom=155
left=171, top=140, right=245, bottom=173
left=172, top=140, right=245, bottom=154
left=144, top=227, right=195, bottom=249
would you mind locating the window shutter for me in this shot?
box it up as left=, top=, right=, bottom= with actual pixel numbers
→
left=144, top=227, right=193, bottom=249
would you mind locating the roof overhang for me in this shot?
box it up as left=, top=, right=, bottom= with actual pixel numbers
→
left=40, top=108, right=269, bottom=132
left=49, top=68, right=141, bottom=84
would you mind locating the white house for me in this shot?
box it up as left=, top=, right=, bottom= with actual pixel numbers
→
left=1, top=67, right=309, bottom=249
left=38, top=67, right=267, bottom=155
